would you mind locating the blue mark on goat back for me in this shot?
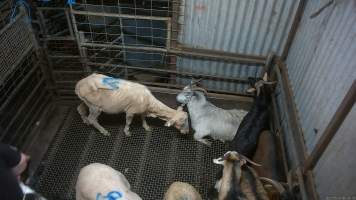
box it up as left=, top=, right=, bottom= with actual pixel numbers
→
left=102, top=77, right=121, bottom=90
left=96, top=191, right=123, bottom=200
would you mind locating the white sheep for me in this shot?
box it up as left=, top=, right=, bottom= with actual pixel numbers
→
left=75, top=73, right=189, bottom=136
left=164, top=182, right=202, bottom=200
left=76, top=163, right=141, bottom=200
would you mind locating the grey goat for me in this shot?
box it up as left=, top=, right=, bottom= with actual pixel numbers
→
left=176, top=81, right=247, bottom=145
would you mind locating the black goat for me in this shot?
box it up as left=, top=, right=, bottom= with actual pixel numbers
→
left=208, top=73, right=276, bottom=200
left=230, top=73, right=275, bottom=158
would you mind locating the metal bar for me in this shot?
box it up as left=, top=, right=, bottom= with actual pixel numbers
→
left=56, top=86, right=253, bottom=103
left=0, top=12, right=23, bottom=35
left=48, top=55, right=80, bottom=59
left=58, top=62, right=250, bottom=83
left=274, top=60, right=319, bottom=199
left=56, top=77, right=252, bottom=97
left=166, top=19, right=171, bottom=50
left=0, top=46, right=33, bottom=84
left=41, top=36, right=75, bottom=41
left=117, top=4, right=127, bottom=79
left=275, top=60, right=308, bottom=164
left=53, top=29, right=69, bottom=36
left=178, top=46, right=267, bottom=61
left=11, top=90, right=50, bottom=145
left=1, top=78, right=45, bottom=141
left=81, top=42, right=266, bottom=64
left=0, top=62, right=39, bottom=113
left=81, top=42, right=167, bottom=52
left=37, top=9, right=59, bottom=97
left=281, top=0, right=307, bottom=60
left=69, top=5, right=91, bottom=73
left=55, top=80, right=251, bottom=97
left=303, top=80, right=356, bottom=173
left=170, top=0, right=180, bottom=49
left=270, top=95, right=289, bottom=183
left=88, top=36, right=122, bottom=59
left=296, top=168, right=309, bottom=200
left=64, top=9, right=75, bottom=38
left=305, top=170, right=320, bottom=200
left=36, top=7, right=66, bottom=11
left=169, top=47, right=266, bottom=64
left=71, top=9, right=170, bottom=21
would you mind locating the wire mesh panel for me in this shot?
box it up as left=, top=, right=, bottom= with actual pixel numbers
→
left=0, top=13, right=34, bottom=84
left=0, top=0, right=12, bottom=29
left=33, top=0, right=265, bottom=100
left=0, top=12, right=52, bottom=147
left=33, top=108, right=228, bottom=200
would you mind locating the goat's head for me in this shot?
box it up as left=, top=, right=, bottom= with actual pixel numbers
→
left=246, top=72, right=276, bottom=96
left=176, top=79, right=208, bottom=105
left=164, top=106, right=190, bottom=134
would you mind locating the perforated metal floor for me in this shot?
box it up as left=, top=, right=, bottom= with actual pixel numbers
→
left=32, top=108, right=228, bottom=200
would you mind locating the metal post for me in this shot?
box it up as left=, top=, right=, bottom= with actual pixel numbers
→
left=281, top=0, right=307, bottom=60
left=303, top=80, right=356, bottom=173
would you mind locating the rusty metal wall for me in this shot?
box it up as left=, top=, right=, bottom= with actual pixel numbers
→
left=177, top=0, right=300, bottom=92
left=284, top=0, right=356, bottom=199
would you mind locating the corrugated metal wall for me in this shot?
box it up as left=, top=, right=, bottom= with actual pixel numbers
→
left=284, top=0, right=356, bottom=199
left=177, top=0, right=300, bottom=92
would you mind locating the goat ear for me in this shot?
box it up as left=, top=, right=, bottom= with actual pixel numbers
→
left=246, top=87, right=256, bottom=93
left=165, top=120, right=174, bottom=127
left=213, top=158, right=225, bottom=165
left=177, top=106, right=183, bottom=111
left=263, top=72, right=268, bottom=82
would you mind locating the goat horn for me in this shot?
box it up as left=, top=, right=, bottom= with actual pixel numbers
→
left=191, top=78, right=203, bottom=85
left=191, top=86, right=208, bottom=95
left=240, top=154, right=262, bottom=167
left=259, top=177, right=286, bottom=195
left=261, top=80, right=277, bottom=85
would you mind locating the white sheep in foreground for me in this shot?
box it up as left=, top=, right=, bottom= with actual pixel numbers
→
left=164, top=181, right=202, bottom=200
left=76, top=163, right=141, bottom=200
left=75, top=73, right=189, bottom=136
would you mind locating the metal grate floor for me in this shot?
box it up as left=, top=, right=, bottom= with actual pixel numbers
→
left=32, top=107, right=228, bottom=200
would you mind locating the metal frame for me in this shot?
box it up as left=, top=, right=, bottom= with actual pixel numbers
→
left=303, top=80, right=356, bottom=173
left=271, top=57, right=356, bottom=200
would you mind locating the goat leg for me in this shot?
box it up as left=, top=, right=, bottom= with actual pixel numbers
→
left=194, top=133, right=212, bottom=146
left=87, top=106, right=110, bottom=136
left=124, top=114, right=134, bottom=136
left=141, top=115, right=152, bottom=132
left=77, top=102, right=90, bottom=125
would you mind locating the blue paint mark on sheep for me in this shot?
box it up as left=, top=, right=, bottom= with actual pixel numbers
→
left=102, top=77, right=121, bottom=90
left=96, top=191, right=123, bottom=200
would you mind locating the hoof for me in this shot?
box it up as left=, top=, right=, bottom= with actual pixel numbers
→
left=144, top=127, right=152, bottom=132
left=199, top=139, right=212, bottom=146
left=81, top=118, right=90, bottom=125
left=100, top=130, right=110, bottom=136
left=124, top=130, right=131, bottom=137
